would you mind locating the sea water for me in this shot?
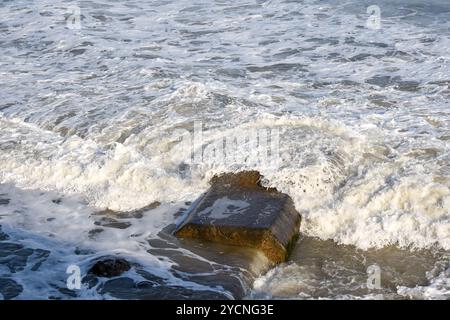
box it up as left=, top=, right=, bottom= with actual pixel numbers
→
left=0, top=0, right=449, bottom=299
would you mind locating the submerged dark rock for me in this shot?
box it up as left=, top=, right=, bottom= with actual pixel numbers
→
left=144, top=222, right=272, bottom=299
left=175, top=171, right=301, bottom=264
left=89, top=258, right=131, bottom=278
left=0, top=278, right=23, bottom=300
left=84, top=244, right=241, bottom=299
left=99, top=276, right=229, bottom=300
left=0, top=225, right=9, bottom=241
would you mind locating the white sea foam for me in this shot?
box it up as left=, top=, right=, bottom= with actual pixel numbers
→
left=1, top=107, right=448, bottom=252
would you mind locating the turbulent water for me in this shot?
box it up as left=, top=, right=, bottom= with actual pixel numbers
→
left=0, top=0, right=449, bottom=299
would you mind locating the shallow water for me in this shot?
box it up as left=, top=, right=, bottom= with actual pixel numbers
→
left=0, top=0, right=449, bottom=299
left=253, top=236, right=450, bottom=299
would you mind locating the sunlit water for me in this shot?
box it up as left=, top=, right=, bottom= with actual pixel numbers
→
left=0, top=0, right=449, bottom=299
